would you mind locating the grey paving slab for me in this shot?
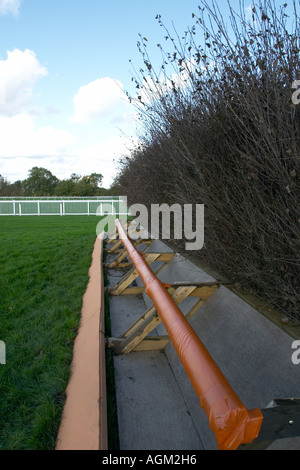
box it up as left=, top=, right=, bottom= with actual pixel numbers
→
left=113, top=351, right=205, bottom=450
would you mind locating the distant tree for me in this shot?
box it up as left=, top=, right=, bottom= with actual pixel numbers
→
left=72, top=180, right=97, bottom=196
left=10, top=180, right=24, bottom=196
left=0, top=175, right=7, bottom=194
left=81, top=173, right=103, bottom=188
left=1, top=168, right=105, bottom=197
left=23, top=167, right=58, bottom=196
left=54, top=179, right=76, bottom=196
left=0, top=175, right=24, bottom=196
left=70, top=173, right=81, bottom=183
left=53, top=172, right=104, bottom=196
left=96, top=187, right=109, bottom=196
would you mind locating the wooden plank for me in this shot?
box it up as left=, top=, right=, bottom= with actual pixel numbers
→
left=117, top=262, right=133, bottom=268
left=118, top=286, right=145, bottom=295
left=107, top=337, right=123, bottom=349
left=119, top=286, right=192, bottom=340
left=110, top=268, right=139, bottom=295
left=110, top=240, right=155, bottom=254
left=123, top=314, right=162, bottom=354
left=134, top=239, right=155, bottom=246
left=109, top=254, right=160, bottom=295
left=105, top=248, right=128, bottom=268
left=109, top=280, right=218, bottom=354
left=171, top=286, right=197, bottom=303
left=189, top=285, right=218, bottom=299
left=121, top=305, right=157, bottom=338
left=111, top=309, right=161, bottom=354
left=108, top=253, right=175, bottom=295
left=105, top=238, right=118, bottom=245
left=110, top=286, right=198, bottom=354
left=107, top=238, right=123, bottom=253
left=142, top=252, right=175, bottom=262
left=107, top=243, right=159, bottom=269
left=133, top=335, right=170, bottom=351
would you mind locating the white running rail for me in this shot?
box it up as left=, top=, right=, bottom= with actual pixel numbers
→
left=0, top=198, right=128, bottom=216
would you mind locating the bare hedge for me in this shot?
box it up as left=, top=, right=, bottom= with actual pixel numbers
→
left=115, top=0, right=300, bottom=321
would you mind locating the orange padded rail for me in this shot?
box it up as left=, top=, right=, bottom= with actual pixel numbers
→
left=115, top=219, right=263, bottom=450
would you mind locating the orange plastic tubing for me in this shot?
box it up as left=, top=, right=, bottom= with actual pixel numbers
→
left=115, top=219, right=263, bottom=450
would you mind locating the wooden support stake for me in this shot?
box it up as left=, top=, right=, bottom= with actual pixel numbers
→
left=117, top=286, right=145, bottom=295
left=108, top=268, right=139, bottom=295
left=108, top=285, right=205, bottom=354
left=106, top=248, right=129, bottom=268
left=107, top=238, right=123, bottom=253
left=109, top=308, right=161, bottom=354
left=107, top=247, right=220, bottom=353
left=133, top=335, right=170, bottom=351
left=108, top=253, right=175, bottom=295
left=105, top=240, right=158, bottom=269
left=190, top=285, right=218, bottom=299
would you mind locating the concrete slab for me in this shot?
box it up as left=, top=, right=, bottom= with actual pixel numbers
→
left=113, top=351, right=205, bottom=450
left=106, top=238, right=300, bottom=450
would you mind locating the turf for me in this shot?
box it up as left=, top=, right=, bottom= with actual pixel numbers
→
left=0, top=216, right=101, bottom=450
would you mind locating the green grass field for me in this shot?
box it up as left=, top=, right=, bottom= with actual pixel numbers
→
left=0, top=216, right=101, bottom=450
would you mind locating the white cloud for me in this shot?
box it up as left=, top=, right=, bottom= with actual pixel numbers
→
left=72, top=134, right=134, bottom=187
left=0, top=113, right=74, bottom=158
left=71, top=77, right=125, bottom=123
left=0, top=116, right=134, bottom=188
left=0, top=0, right=22, bottom=17
left=0, top=49, right=47, bottom=115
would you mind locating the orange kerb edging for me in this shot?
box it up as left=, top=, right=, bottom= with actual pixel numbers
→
left=55, top=234, right=107, bottom=450
left=115, top=219, right=263, bottom=450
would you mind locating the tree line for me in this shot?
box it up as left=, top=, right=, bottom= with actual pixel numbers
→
left=0, top=167, right=112, bottom=197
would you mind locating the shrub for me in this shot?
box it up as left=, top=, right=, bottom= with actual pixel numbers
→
left=115, top=0, right=300, bottom=320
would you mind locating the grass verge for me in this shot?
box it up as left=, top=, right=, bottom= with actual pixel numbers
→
left=0, top=216, right=101, bottom=450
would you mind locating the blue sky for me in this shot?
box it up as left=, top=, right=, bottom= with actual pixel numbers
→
left=0, top=0, right=291, bottom=187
